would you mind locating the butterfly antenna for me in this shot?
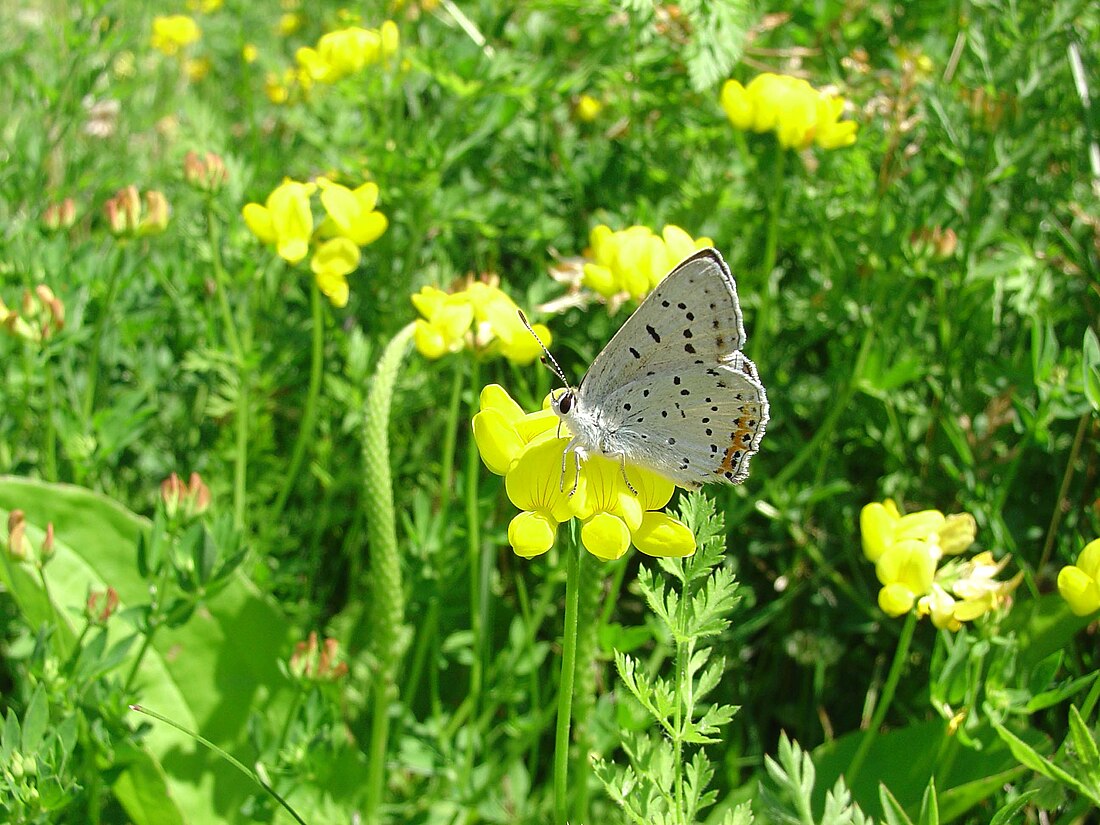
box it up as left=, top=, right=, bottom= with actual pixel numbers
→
left=518, top=310, right=569, bottom=386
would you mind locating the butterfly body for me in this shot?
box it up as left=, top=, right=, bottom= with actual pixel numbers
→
left=551, top=248, right=768, bottom=488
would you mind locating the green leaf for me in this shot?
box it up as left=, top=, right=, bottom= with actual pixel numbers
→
left=1027, top=671, right=1099, bottom=713
left=1067, top=705, right=1100, bottom=781
left=112, top=743, right=187, bottom=825
left=993, top=722, right=1085, bottom=793
left=0, top=477, right=295, bottom=825
left=879, top=784, right=915, bottom=825
left=1083, top=327, right=1100, bottom=412
left=917, top=778, right=939, bottom=825
left=988, top=790, right=1039, bottom=825
left=20, top=685, right=48, bottom=752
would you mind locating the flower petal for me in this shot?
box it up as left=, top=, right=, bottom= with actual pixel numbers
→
left=633, top=512, right=696, bottom=558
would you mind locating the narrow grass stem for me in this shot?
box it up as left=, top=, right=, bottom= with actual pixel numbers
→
left=271, top=281, right=326, bottom=520
left=553, top=530, right=581, bottom=825
left=464, top=358, right=484, bottom=782
left=206, top=208, right=248, bottom=529
left=1038, top=412, right=1089, bottom=573
left=82, top=244, right=128, bottom=422
left=847, top=610, right=918, bottom=786
left=43, top=357, right=58, bottom=481
left=130, top=704, right=306, bottom=825
left=750, top=143, right=787, bottom=366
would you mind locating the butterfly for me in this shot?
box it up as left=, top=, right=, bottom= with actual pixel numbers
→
left=541, top=247, right=769, bottom=491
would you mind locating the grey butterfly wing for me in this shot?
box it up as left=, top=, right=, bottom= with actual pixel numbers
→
left=602, top=351, right=768, bottom=486
left=576, top=248, right=748, bottom=402
left=575, top=248, right=769, bottom=486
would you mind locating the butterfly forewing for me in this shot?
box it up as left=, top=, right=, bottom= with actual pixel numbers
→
left=576, top=249, right=747, bottom=398
left=572, top=247, right=769, bottom=487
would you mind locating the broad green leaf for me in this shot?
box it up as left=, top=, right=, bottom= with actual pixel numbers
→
left=993, top=722, right=1084, bottom=793
left=1027, top=672, right=1099, bottom=713
left=0, top=477, right=295, bottom=824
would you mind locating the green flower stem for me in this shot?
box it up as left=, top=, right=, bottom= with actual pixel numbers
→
left=131, top=704, right=307, bottom=825
left=206, top=208, right=248, bottom=529
left=43, top=356, right=58, bottom=481
left=464, top=358, right=484, bottom=779
left=750, top=142, right=787, bottom=366
left=1038, top=411, right=1089, bottom=573
left=81, top=244, right=130, bottom=423
left=271, top=280, right=326, bottom=520
left=847, top=610, right=918, bottom=786
left=553, top=529, right=582, bottom=825
left=362, top=322, right=415, bottom=824
left=404, top=359, right=465, bottom=716
left=571, top=553, right=603, bottom=824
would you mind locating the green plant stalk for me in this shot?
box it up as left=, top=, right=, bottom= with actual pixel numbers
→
left=553, top=529, right=582, bottom=825
left=131, top=704, right=306, bottom=825
left=81, top=244, right=129, bottom=422
left=750, top=142, right=787, bottom=366
left=1038, top=412, right=1089, bottom=573
left=463, top=358, right=484, bottom=782
left=571, top=553, right=603, bottom=824
left=43, top=355, right=58, bottom=481
left=847, top=610, right=918, bottom=786
left=672, top=564, right=694, bottom=825
left=361, top=322, right=415, bottom=823
left=271, top=280, right=326, bottom=520
left=206, top=208, right=248, bottom=529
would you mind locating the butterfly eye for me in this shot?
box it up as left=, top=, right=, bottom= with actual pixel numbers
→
left=557, top=392, right=573, bottom=415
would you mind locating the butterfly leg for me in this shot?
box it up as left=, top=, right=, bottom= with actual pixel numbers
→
left=559, top=440, right=583, bottom=496
left=617, top=454, right=638, bottom=495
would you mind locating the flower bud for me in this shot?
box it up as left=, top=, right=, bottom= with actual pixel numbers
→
left=938, top=512, right=977, bottom=556
left=185, top=472, right=211, bottom=517
left=7, top=510, right=27, bottom=561
left=105, top=185, right=142, bottom=235
left=161, top=472, right=185, bottom=518
left=86, top=586, right=120, bottom=625
left=139, top=190, right=171, bottom=235
left=43, top=198, right=77, bottom=231
left=184, top=150, right=228, bottom=192
left=30, top=285, right=65, bottom=340
left=40, top=522, right=55, bottom=561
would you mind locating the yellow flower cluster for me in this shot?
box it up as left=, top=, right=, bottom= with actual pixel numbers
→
left=473, top=385, right=696, bottom=561
left=151, top=15, right=201, bottom=57
left=721, top=73, right=858, bottom=151
left=582, top=224, right=713, bottom=300
left=411, top=280, right=550, bottom=366
left=242, top=177, right=387, bottom=307
left=1058, top=539, right=1100, bottom=616
left=861, top=499, right=1020, bottom=631
left=296, top=21, right=399, bottom=84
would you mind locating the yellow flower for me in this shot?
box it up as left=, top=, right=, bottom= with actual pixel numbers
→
left=919, top=552, right=1021, bottom=628
left=721, top=73, right=858, bottom=150
left=412, top=287, right=476, bottom=359
left=296, top=23, right=397, bottom=84
left=185, top=57, right=211, bottom=82
left=411, top=281, right=551, bottom=365
left=278, top=12, right=302, bottom=36
left=242, top=43, right=259, bottom=64
left=574, top=94, right=603, bottom=122
left=875, top=539, right=937, bottom=616
left=582, top=224, right=714, bottom=300
left=242, top=179, right=317, bottom=264
left=474, top=386, right=695, bottom=560
left=186, top=0, right=223, bottom=12
left=859, top=499, right=945, bottom=563
left=1058, top=539, right=1100, bottom=616
left=317, top=178, right=388, bottom=246
left=310, top=237, right=360, bottom=308
left=151, top=15, right=201, bottom=56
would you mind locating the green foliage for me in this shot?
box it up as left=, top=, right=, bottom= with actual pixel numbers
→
left=593, top=493, right=743, bottom=823
left=0, top=0, right=1098, bottom=822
